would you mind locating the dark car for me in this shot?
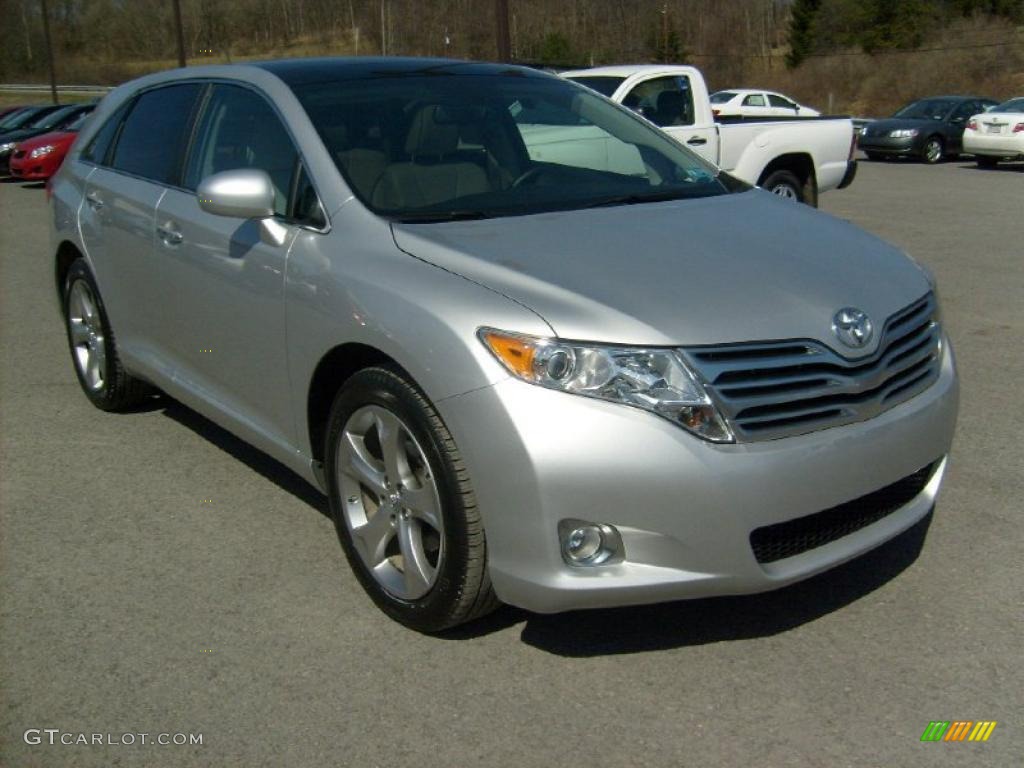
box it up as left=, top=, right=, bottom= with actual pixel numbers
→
left=0, top=103, right=95, bottom=171
left=859, top=95, right=999, bottom=164
left=0, top=105, right=27, bottom=121
left=0, top=104, right=64, bottom=132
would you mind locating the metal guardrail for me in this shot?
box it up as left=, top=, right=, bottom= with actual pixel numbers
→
left=0, top=83, right=113, bottom=93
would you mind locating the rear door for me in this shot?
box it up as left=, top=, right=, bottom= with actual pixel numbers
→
left=78, top=83, right=204, bottom=369
left=621, top=74, right=717, bottom=164
left=740, top=93, right=772, bottom=118
left=152, top=83, right=324, bottom=450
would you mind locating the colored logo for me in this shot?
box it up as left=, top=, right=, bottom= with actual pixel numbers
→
left=921, top=721, right=997, bottom=742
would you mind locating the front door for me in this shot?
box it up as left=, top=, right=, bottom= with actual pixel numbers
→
left=622, top=75, right=717, bottom=164
left=152, top=83, right=305, bottom=450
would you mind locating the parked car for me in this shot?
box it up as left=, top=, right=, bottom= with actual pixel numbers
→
left=710, top=89, right=821, bottom=118
left=1, top=103, right=94, bottom=172
left=50, top=58, right=957, bottom=632
left=0, top=105, right=27, bottom=121
left=562, top=65, right=855, bottom=204
left=962, top=96, right=1024, bottom=168
left=0, top=104, right=64, bottom=133
left=9, top=110, right=92, bottom=180
left=858, top=95, right=998, bottom=163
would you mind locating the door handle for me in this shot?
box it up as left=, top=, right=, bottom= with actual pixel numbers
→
left=156, top=222, right=183, bottom=246
left=85, top=191, right=104, bottom=210
left=687, top=136, right=708, bottom=146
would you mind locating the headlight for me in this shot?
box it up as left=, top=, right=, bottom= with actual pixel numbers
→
left=29, top=144, right=55, bottom=159
left=479, top=328, right=733, bottom=442
left=889, top=128, right=919, bottom=138
left=0, top=142, right=15, bottom=153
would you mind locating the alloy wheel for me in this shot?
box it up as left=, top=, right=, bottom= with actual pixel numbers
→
left=771, top=183, right=799, bottom=200
left=335, top=404, right=444, bottom=600
left=67, top=280, right=106, bottom=391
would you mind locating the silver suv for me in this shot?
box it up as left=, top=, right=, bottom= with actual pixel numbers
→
left=50, top=58, right=958, bottom=632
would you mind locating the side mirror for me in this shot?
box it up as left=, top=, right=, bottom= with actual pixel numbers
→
left=197, top=168, right=276, bottom=219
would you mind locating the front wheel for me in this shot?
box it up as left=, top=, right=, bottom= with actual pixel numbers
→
left=922, top=137, right=944, bottom=164
left=324, top=367, right=499, bottom=632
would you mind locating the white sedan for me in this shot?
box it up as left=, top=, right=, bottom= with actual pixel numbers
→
left=963, top=96, right=1024, bottom=167
left=711, top=89, right=820, bottom=118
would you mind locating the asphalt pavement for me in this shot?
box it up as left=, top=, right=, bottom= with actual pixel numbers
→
left=1, top=157, right=1021, bottom=767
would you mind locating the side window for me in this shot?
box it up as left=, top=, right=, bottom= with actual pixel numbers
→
left=768, top=94, right=795, bottom=110
left=290, top=165, right=326, bottom=228
left=623, top=76, right=694, bottom=127
left=184, top=84, right=298, bottom=217
left=743, top=94, right=767, bottom=107
left=110, top=84, right=203, bottom=183
left=82, top=102, right=131, bottom=165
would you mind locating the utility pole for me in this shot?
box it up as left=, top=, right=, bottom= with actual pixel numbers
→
left=172, top=0, right=187, bottom=67
left=380, top=0, right=386, bottom=55
left=39, top=0, right=57, bottom=104
left=495, top=0, right=511, bottom=62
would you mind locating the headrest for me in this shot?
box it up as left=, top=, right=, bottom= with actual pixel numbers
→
left=404, top=105, right=461, bottom=156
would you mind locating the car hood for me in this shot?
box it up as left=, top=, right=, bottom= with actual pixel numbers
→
left=15, top=130, right=76, bottom=151
left=391, top=190, right=931, bottom=356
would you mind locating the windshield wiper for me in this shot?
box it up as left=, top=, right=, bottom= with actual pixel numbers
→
left=395, top=210, right=493, bottom=223
left=579, top=189, right=703, bottom=209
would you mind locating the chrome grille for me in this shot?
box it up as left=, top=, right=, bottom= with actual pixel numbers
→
left=683, top=293, right=941, bottom=442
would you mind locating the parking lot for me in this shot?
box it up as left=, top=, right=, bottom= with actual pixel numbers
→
left=1, top=157, right=1021, bottom=767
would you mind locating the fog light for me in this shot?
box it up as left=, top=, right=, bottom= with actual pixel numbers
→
left=559, top=520, right=622, bottom=566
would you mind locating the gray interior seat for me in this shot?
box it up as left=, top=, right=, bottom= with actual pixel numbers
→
left=371, top=105, right=490, bottom=210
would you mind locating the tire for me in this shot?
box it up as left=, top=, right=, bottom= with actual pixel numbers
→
left=922, top=136, right=944, bottom=164
left=324, top=366, right=499, bottom=632
left=762, top=169, right=807, bottom=205
left=865, top=151, right=885, bottom=161
left=63, top=259, right=152, bottom=411
left=976, top=155, right=999, bottom=169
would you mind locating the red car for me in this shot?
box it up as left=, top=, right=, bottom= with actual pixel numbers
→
left=8, top=111, right=90, bottom=180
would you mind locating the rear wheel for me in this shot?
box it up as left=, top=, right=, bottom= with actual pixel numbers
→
left=63, top=259, right=151, bottom=411
left=324, top=366, right=499, bottom=632
left=922, top=136, right=944, bottom=164
left=976, top=155, right=999, bottom=169
left=865, top=151, right=885, bottom=161
left=762, top=170, right=805, bottom=204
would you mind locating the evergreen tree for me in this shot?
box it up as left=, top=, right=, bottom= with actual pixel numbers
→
left=786, top=0, right=822, bottom=68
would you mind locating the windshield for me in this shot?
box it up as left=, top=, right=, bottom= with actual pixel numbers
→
left=991, top=97, right=1024, bottom=113
left=294, top=72, right=732, bottom=222
left=0, top=107, right=45, bottom=130
left=893, top=99, right=957, bottom=120
left=34, top=106, right=82, bottom=130
left=710, top=91, right=737, bottom=104
left=64, top=111, right=92, bottom=132
left=565, top=76, right=625, bottom=98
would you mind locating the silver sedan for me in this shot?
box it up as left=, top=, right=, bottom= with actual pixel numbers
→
left=49, top=58, right=958, bottom=631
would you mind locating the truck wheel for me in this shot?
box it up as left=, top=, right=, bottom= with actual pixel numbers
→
left=63, top=259, right=152, bottom=411
left=762, top=170, right=805, bottom=204
left=324, top=366, right=500, bottom=633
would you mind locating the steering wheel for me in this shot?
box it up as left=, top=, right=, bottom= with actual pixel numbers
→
left=511, top=166, right=546, bottom=189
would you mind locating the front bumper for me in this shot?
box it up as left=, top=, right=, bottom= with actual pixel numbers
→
left=859, top=136, right=919, bottom=156
left=438, top=336, right=958, bottom=613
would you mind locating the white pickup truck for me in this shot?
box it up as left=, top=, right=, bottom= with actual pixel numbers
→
left=558, top=64, right=858, bottom=205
